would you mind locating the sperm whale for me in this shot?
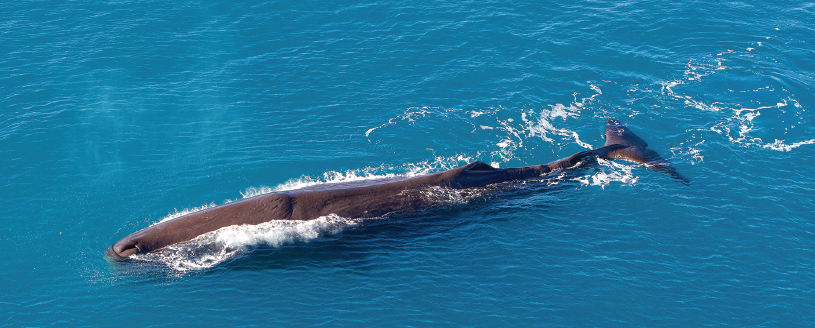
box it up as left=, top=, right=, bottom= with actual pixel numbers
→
left=107, top=119, right=686, bottom=259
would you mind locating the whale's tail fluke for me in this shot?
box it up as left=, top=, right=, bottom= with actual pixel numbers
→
left=601, top=119, right=689, bottom=184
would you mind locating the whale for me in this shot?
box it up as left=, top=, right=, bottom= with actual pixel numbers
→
left=107, top=119, right=687, bottom=260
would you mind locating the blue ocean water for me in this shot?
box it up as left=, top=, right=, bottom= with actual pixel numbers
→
left=3, top=0, right=815, bottom=326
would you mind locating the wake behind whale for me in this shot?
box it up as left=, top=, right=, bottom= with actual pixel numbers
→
left=107, top=119, right=687, bottom=266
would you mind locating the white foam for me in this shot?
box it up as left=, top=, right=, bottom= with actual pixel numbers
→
left=521, top=107, right=592, bottom=149
left=365, top=86, right=600, bottom=168
left=661, top=57, right=728, bottom=101
left=590, top=84, right=602, bottom=94
left=572, top=158, right=639, bottom=189
left=671, top=140, right=706, bottom=165
left=708, top=99, right=814, bottom=151
left=133, top=215, right=361, bottom=272
left=469, top=110, right=489, bottom=118
left=661, top=50, right=812, bottom=153
left=418, top=186, right=484, bottom=205
left=762, top=139, right=815, bottom=152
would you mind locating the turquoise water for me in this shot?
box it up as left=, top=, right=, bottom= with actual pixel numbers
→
left=3, top=0, right=815, bottom=326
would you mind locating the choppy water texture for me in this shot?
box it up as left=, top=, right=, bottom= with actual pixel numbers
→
left=3, top=1, right=815, bottom=326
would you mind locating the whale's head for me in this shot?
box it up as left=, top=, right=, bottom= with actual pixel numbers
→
left=107, top=235, right=150, bottom=260
left=107, top=214, right=210, bottom=261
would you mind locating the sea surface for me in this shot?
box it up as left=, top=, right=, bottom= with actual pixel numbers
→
left=3, top=0, right=815, bottom=326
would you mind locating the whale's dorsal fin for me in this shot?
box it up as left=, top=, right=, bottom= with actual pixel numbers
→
left=602, top=119, right=689, bottom=184
left=465, top=161, right=498, bottom=172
